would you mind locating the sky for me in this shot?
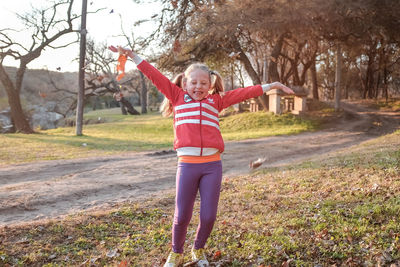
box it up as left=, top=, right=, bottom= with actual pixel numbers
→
left=0, top=0, right=161, bottom=72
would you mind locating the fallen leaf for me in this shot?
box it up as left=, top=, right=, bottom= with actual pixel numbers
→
left=173, top=39, right=182, bottom=53
left=119, top=260, right=128, bottom=267
left=347, top=235, right=353, bottom=243
left=106, top=248, right=119, bottom=258
left=371, top=183, right=379, bottom=191
left=228, top=51, right=240, bottom=59
left=249, top=158, right=266, bottom=169
left=281, top=259, right=293, bottom=267
left=213, top=250, right=221, bottom=259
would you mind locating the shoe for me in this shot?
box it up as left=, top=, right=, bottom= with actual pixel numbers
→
left=163, top=251, right=184, bottom=267
left=191, top=247, right=209, bottom=267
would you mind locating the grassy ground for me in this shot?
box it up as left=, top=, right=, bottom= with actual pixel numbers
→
left=1, top=129, right=399, bottom=266
left=0, top=109, right=319, bottom=165
left=352, top=97, right=400, bottom=112
left=377, top=98, right=400, bottom=111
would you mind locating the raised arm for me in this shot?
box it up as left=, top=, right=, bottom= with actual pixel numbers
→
left=220, top=85, right=263, bottom=110
left=220, top=82, right=294, bottom=110
left=109, top=46, right=181, bottom=103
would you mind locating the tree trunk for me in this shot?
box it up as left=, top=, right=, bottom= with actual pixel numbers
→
left=268, top=34, right=286, bottom=82
left=343, top=67, right=349, bottom=99
left=233, top=38, right=269, bottom=110
left=140, top=72, right=147, bottom=114
left=334, top=43, right=342, bottom=111
left=120, top=97, right=140, bottom=115
left=364, top=50, right=375, bottom=99
left=120, top=103, right=128, bottom=115
left=343, top=81, right=348, bottom=100
left=375, top=72, right=381, bottom=99
left=358, top=61, right=367, bottom=99
left=367, top=67, right=374, bottom=99
left=299, top=58, right=314, bottom=86
left=291, top=59, right=301, bottom=85
left=310, top=59, right=319, bottom=100
left=0, top=65, right=34, bottom=133
left=76, top=0, right=88, bottom=136
left=383, top=65, right=388, bottom=102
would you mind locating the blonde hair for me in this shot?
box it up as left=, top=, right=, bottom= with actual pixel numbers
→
left=160, top=63, right=225, bottom=117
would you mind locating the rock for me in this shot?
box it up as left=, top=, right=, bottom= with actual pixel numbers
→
left=0, top=108, right=15, bottom=133
left=28, top=104, right=64, bottom=130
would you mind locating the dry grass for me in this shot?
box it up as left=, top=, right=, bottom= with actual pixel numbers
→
left=0, top=110, right=320, bottom=165
left=1, top=129, right=399, bottom=266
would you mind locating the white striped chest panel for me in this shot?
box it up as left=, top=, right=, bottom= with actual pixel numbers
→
left=174, top=101, right=220, bottom=130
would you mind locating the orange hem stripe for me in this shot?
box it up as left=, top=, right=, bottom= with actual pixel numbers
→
left=178, top=152, right=221, bottom=163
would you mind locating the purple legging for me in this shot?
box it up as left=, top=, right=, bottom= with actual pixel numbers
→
left=172, top=160, right=222, bottom=253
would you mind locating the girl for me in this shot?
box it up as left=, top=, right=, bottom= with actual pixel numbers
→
left=109, top=46, right=294, bottom=267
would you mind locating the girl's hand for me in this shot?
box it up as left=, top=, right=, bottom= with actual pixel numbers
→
left=108, top=45, right=118, bottom=53
left=270, top=82, right=295, bottom=95
left=108, top=45, right=134, bottom=59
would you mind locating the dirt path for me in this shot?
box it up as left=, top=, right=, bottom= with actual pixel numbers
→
left=1, top=101, right=399, bottom=227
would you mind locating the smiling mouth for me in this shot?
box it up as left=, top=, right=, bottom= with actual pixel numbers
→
left=194, top=91, right=205, bottom=96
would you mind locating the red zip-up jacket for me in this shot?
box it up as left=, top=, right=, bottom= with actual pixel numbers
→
left=137, top=60, right=264, bottom=156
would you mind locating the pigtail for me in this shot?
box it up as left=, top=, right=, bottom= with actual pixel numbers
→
left=210, top=71, right=225, bottom=95
left=160, top=97, right=173, bottom=117
left=160, top=73, right=184, bottom=117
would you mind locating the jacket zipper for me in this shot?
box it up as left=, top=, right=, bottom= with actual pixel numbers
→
left=199, top=101, right=203, bottom=156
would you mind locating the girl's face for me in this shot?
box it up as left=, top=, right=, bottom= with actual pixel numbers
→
left=183, top=69, right=211, bottom=101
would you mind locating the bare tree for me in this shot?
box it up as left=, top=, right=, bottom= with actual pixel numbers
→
left=116, top=14, right=151, bottom=114
left=84, top=40, right=140, bottom=115
left=0, top=0, right=101, bottom=133
left=45, top=41, right=143, bottom=118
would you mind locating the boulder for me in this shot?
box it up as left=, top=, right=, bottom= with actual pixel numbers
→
left=28, top=104, right=64, bottom=130
left=2, top=102, right=67, bottom=132
left=0, top=108, right=15, bottom=133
